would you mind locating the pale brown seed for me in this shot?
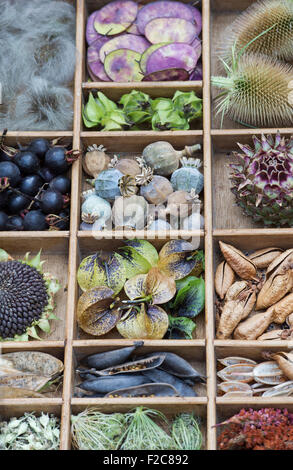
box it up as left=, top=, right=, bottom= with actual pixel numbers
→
left=248, top=247, right=284, bottom=269
left=233, top=308, right=274, bottom=340
left=215, top=261, right=235, bottom=299
left=219, top=241, right=258, bottom=281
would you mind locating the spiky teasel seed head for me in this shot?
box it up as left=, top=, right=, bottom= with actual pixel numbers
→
left=212, top=53, right=293, bottom=128
left=229, top=132, right=293, bottom=227
left=0, top=250, right=60, bottom=341
left=219, top=0, right=293, bottom=64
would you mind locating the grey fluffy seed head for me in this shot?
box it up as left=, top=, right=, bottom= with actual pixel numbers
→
left=212, top=53, right=293, bottom=128
left=21, top=32, right=76, bottom=85
left=7, top=78, right=74, bottom=131
left=218, top=0, right=293, bottom=64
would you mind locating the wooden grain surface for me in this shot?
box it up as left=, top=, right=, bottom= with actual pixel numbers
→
left=1, top=0, right=293, bottom=451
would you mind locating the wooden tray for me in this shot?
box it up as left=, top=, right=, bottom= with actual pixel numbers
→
left=1, top=0, right=293, bottom=451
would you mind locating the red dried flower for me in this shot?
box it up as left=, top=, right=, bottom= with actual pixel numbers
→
left=217, top=408, right=293, bottom=450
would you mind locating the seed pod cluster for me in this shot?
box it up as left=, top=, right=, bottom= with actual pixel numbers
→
left=217, top=353, right=293, bottom=398
left=215, top=242, right=293, bottom=340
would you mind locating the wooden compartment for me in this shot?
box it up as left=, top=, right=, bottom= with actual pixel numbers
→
left=211, top=130, right=293, bottom=230
left=211, top=0, right=259, bottom=129
left=74, top=234, right=205, bottom=341
left=70, top=401, right=207, bottom=450
left=72, top=342, right=206, bottom=397
left=79, top=133, right=204, bottom=232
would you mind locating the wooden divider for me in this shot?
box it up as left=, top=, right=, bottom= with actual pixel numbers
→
left=1, top=0, right=292, bottom=451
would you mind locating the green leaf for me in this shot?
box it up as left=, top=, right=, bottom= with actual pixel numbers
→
left=124, top=239, right=159, bottom=267
left=167, top=315, right=196, bottom=339
left=82, top=106, right=99, bottom=128
left=119, top=246, right=151, bottom=279
left=37, top=319, right=51, bottom=333
left=151, top=98, right=174, bottom=112
left=85, top=92, right=103, bottom=122
left=0, top=249, right=10, bottom=261
left=172, top=276, right=205, bottom=318
left=173, top=91, right=203, bottom=122
left=97, top=91, right=117, bottom=112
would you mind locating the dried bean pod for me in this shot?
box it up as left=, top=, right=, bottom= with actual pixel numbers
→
left=248, top=247, right=284, bottom=269
left=105, top=382, right=179, bottom=397
left=2, top=352, right=64, bottom=378
left=91, top=354, right=166, bottom=376
left=215, top=261, right=235, bottom=300
left=217, top=357, right=257, bottom=367
left=253, top=361, right=286, bottom=385
left=217, top=364, right=254, bottom=383
left=85, top=342, right=144, bottom=369
left=141, top=368, right=197, bottom=397
left=146, top=352, right=204, bottom=381
left=218, top=381, right=252, bottom=393
left=79, top=374, right=148, bottom=394
left=219, top=241, right=258, bottom=280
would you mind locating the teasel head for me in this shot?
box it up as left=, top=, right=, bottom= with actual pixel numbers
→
left=212, top=51, right=293, bottom=128
left=0, top=250, right=60, bottom=341
left=218, top=0, right=293, bottom=64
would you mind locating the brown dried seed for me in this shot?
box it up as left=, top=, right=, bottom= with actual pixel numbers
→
left=216, top=300, right=245, bottom=339
left=266, top=249, right=293, bottom=278
left=257, top=329, right=284, bottom=341
left=219, top=241, right=258, bottom=281
left=248, top=247, right=284, bottom=269
left=256, top=269, right=293, bottom=311
left=233, top=308, right=274, bottom=340
left=272, top=352, right=293, bottom=380
left=271, top=292, right=293, bottom=324
left=215, top=261, right=235, bottom=300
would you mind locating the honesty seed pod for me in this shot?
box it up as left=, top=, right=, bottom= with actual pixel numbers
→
left=256, top=249, right=293, bottom=310
left=219, top=241, right=258, bottom=281
left=216, top=281, right=256, bottom=339
left=248, top=247, right=284, bottom=269
left=215, top=261, right=235, bottom=300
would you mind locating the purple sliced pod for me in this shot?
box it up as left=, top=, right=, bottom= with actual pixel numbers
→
left=145, top=17, right=197, bottom=45
left=87, top=40, right=112, bottom=81
left=104, top=49, right=143, bottom=82
left=94, top=0, right=138, bottom=36
left=187, top=5, right=202, bottom=36
left=87, top=62, right=111, bottom=82
left=146, top=43, right=200, bottom=74
left=142, top=68, right=189, bottom=81
left=137, top=1, right=194, bottom=35
left=189, top=63, right=203, bottom=81
left=86, top=11, right=103, bottom=45
left=99, top=33, right=150, bottom=63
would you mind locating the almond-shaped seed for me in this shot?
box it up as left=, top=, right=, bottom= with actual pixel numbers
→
left=241, top=291, right=257, bottom=320
left=222, top=390, right=253, bottom=398
left=287, top=313, right=293, bottom=328
left=233, top=308, right=274, bottom=340
left=225, top=281, right=248, bottom=301
left=248, top=247, right=284, bottom=269
left=257, top=329, right=284, bottom=341
left=217, top=357, right=257, bottom=367
left=262, top=381, right=293, bottom=397
left=216, top=300, right=245, bottom=339
left=219, top=241, right=258, bottom=281
left=218, top=381, right=252, bottom=393
left=256, top=270, right=293, bottom=311
left=266, top=249, right=293, bottom=278
left=215, top=261, right=235, bottom=300
left=253, top=361, right=286, bottom=385
left=217, top=364, right=254, bottom=383
left=271, top=292, right=293, bottom=324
